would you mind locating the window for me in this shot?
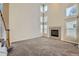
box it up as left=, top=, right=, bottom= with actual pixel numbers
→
left=40, top=4, right=48, bottom=34
left=44, top=5, right=48, bottom=12
left=66, top=4, right=78, bottom=16
left=40, top=4, right=48, bottom=13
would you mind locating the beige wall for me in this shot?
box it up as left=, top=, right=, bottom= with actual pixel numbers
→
left=47, top=3, right=75, bottom=40
left=9, top=4, right=41, bottom=42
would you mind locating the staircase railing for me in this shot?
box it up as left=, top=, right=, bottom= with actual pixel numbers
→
left=0, top=10, right=10, bottom=49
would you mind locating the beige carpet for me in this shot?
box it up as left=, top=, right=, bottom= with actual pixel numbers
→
left=8, top=37, right=79, bottom=56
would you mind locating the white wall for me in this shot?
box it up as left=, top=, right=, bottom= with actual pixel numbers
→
left=9, top=4, right=41, bottom=42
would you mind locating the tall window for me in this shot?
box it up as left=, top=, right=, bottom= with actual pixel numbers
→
left=40, top=4, right=48, bottom=34
left=65, top=4, right=78, bottom=40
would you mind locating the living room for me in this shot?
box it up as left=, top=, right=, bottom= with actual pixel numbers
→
left=0, top=3, right=79, bottom=56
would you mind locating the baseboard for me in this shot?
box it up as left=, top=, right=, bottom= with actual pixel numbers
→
left=61, top=39, right=78, bottom=44
left=11, top=33, right=42, bottom=43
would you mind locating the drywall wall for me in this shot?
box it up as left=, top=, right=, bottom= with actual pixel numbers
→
left=47, top=3, right=75, bottom=40
left=9, top=4, right=41, bottom=42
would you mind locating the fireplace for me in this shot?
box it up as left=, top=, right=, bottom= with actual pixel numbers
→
left=51, top=30, right=59, bottom=37
left=49, top=27, right=61, bottom=40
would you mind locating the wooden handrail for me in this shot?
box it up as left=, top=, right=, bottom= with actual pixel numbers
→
left=0, top=10, right=7, bottom=31
left=0, top=10, right=10, bottom=49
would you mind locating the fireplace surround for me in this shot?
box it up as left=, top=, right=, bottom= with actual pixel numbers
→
left=49, top=27, right=61, bottom=40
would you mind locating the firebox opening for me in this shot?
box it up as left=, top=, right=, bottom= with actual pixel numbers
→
left=51, top=30, right=59, bottom=37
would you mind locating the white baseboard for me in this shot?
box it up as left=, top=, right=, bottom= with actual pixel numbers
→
left=11, top=33, right=42, bottom=43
